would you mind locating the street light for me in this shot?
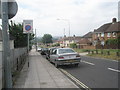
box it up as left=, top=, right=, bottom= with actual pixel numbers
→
left=57, top=18, right=71, bottom=47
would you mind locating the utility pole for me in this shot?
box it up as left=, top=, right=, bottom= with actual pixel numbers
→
left=63, top=28, right=65, bottom=47
left=27, top=33, right=29, bottom=67
left=35, top=29, right=37, bottom=51
left=1, top=0, right=12, bottom=88
left=57, top=19, right=71, bottom=47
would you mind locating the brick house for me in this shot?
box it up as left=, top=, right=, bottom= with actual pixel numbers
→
left=92, top=18, right=120, bottom=49
left=76, top=32, right=94, bottom=49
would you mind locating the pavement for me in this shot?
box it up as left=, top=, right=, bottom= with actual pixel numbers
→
left=13, top=49, right=79, bottom=88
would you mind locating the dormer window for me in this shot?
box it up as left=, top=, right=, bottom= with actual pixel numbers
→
left=101, top=33, right=104, bottom=37
left=107, top=33, right=111, bottom=37
left=97, top=33, right=100, bottom=37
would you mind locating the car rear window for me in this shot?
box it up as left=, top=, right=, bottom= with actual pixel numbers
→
left=58, top=49, right=75, bottom=54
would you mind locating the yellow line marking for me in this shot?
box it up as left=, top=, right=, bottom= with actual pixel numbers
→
left=60, top=68, right=91, bottom=90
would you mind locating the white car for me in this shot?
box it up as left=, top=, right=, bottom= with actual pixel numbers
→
left=37, top=47, right=42, bottom=52
left=49, top=48, right=81, bottom=68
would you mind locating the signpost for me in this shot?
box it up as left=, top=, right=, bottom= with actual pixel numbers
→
left=1, top=0, right=18, bottom=88
left=23, top=20, right=33, bottom=33
left=23, top=20, right=33, bottom=67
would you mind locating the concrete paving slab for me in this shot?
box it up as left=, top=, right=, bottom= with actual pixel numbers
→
left=13, top=49, right=79, bottom=88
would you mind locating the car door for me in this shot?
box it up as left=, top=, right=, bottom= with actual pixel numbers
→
left=50, top=49, right=57, bottom=63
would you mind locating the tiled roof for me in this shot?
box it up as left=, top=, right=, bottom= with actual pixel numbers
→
left=77, top=38, right=91, bottom=44
left=82, top=32, right=93, bottom=38
left=105, top=22, right=120, bottom=32
left=64, top=36, right=81, bottom=41
left=94, top=23, right=111, bottom=32
left=94, top=18, right=120, bottom=33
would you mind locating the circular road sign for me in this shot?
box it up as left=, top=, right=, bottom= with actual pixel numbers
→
left=25, top=25, right=31, bottom=31
left=0, top=0, right=18, bottom=19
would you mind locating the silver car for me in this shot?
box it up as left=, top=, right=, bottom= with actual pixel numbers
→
left=49, top=48, right=81, bottom=67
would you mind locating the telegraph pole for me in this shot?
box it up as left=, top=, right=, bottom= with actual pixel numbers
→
left=1, top=0, right=12, bottom=88
left=35, top=29, right=37, bottom=51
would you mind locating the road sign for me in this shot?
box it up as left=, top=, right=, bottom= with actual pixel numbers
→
left=23, top=20, right=33, bottom=33
left=25, top=25, right=31, bottom=31
left=0, top=0, right=18, bottom=19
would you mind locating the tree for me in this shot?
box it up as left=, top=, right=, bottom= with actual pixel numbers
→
left=9, top=21, right=34, bottom=48
left=42, top=34, right=53, bottom=44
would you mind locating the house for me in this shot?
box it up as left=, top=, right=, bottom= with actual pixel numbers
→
left=76, top=38, right=93, bottom=49
left=0, top=30, right=14, bottom=51
left=57, top=36, right=82, bottom=47
left=92, top=18, right=120, bottom=48
left=82, top=32, right=93, bottom=41
left=76, top=32, right=93, bottom=49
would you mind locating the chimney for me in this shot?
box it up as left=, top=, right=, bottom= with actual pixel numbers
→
left=64, top=35, right=66, bottom=37
left=112, top=18, right=117, bottom=23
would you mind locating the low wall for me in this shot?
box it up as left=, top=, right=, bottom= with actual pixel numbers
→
left=0, top=47, right=27, bottom=89
left=83, top=46, right=96, bottom=49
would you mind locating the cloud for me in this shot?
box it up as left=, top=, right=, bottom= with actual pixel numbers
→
left=11, top=0, right=119, bottom=37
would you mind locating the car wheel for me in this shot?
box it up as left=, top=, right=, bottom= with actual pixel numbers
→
left=75, top=63, right=79, bottom=67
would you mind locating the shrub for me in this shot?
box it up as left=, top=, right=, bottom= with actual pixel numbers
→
left=70, top=43, right=77, bottom=48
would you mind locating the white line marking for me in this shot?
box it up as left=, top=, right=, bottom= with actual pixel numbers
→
left=60, top=69, right=91, bottom=90
left=108, top=68, right=120, bottom=73
left=81, top=60, right=95, bottom=66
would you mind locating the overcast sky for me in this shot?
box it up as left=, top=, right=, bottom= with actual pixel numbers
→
left=11, top=0, right=119, bottom=37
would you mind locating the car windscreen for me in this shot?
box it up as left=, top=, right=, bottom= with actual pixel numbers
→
left=58, top=49, right=75, bottom=54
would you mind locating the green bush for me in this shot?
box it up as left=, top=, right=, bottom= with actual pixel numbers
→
left=70, top=43, right=77, bottom=48
left=52, top=43, right=60, bottom=47
left=105, top=39, right=118, bottom=45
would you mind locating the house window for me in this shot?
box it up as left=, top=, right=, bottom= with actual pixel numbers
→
left=101, top=33, right=104, bottom=37
left=107, top=33, right=111, bottom=37
left=113, top=32, right=116, bottom=37
left=97, top=33, right=100, bottom=37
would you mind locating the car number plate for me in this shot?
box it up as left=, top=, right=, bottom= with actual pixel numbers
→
left=66, top=60, right=74, bottom=62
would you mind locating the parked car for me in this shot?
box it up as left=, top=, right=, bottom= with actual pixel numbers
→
left=41, top=48, right=49, bottom=55
left=46, top=47, right=58, bottom=60
left=49, top=48, right=81, bottom=67
left=37, top=47, right=42, bottom=52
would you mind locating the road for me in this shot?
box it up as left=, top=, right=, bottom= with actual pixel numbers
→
left=59, top=56, right=119, bottom=88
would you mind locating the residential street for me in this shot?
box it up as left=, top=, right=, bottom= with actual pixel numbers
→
left=59, top=56, right=119, bottom=88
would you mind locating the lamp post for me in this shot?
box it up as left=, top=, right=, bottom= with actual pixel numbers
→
left=35, top=29, right=37, bottom=51
left=57, top=19, right=71, bottom=47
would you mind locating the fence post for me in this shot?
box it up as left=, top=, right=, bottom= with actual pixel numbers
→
left=96, top=50, right=98, bottom=54
left=107, top=51, right=110, bottom=55
left=88, top=50, right=90, bottom=54
left=101, top=50, right=103, bottom=54
left=92, top=51, right=94, bottom=54
left=17, top=58, right=19, bottom=71
left=116, top=52, right=119, bottom=57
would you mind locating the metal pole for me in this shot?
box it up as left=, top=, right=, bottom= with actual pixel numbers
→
left=64, top=28, right=65, bottom=47
left=1, top=0, right=12, bottom=88
left=57, top=19, right=71, bottom=47
left=35, top=29, right=37, bottom=51
left=68, top=20, right=70, bottom=46
left=28, top=33, right=29, bottom=67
